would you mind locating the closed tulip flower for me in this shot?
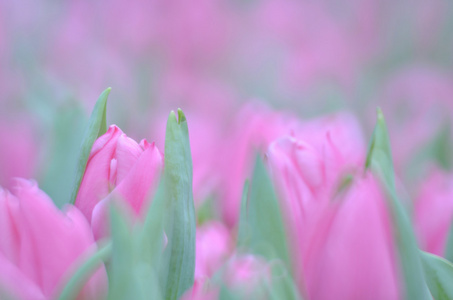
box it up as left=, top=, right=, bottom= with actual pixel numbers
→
left=75, top=125, right=163, bottom=239
left=266, top=114, right=401, bottom=299
left=0, top=179, right=107, bottom=299
left=302, top=175, right=400, bottom=299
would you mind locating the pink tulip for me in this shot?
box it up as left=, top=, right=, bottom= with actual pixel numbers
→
left=223, top=254, right=271, bottom=296
left=182, top=254, right=270, bottom=300
left=0, top=179, right=107, bottom=299
left=217, top=102, right=299, bottom=226
left=301, top=174, right=400, bottom=299
left=75, top=125, right=163, bottom=240
left=414, top=169, right=453, bottom=257
left=194, top=221, right=232, bottom=280
left=266, top=114, right=401, bottom=298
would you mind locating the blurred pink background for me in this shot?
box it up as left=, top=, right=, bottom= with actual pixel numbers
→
left=1, top=0, right=453, bottom=205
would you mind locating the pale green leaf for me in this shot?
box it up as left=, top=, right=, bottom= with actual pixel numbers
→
left=70, top=87, right=111, bottom=204
left=247, top=156, right=290, bottom=267
left=159, top=109, right=196, bottom=300
left=366, top=108, right=431, bottom=300
left=420, top=250, right=453, bottom=300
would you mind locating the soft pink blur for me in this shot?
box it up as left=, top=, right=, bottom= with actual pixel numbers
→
left=216, top=102, right=299, bottom=227
left=194, top=221, right=232, bottom=281
left=0, top=120, right=38, bottom=189
left=0, top=179, right=107, bottom=299
left=373, top=66, right=453, bottom=173
left=182, top=253, right=271, bottom=300
left=75, top=125, right=163, bottom=240
left=414, top=169, right=453, bottom=257
left=266, top=112, right=366, bottom=291
left=302, top=174, right=400, bottom=300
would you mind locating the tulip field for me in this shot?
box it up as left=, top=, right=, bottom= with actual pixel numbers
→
left=1, top=1, right=453, bottom=299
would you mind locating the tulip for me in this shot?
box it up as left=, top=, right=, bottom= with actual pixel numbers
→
left=266, top=115, right=402, bottom=299
left=218, top=102, right=299, bottom=226
left=414, top=169, right=453, bottom=257
left=182, top=254, right=270, bottom=300
left=0, top=179, right=107, bottom=299
left=302, top=174, right=400, bottom=299
left=75, top=125, right=163, bottom=239
left=194, top=221, right=232, bottom=280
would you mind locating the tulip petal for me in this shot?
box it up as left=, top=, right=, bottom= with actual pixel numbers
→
left=75, top=125, right=122, bottom=222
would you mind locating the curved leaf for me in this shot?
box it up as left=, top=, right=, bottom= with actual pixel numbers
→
left=70, top=87, right=111, bottom=204
left=159, top=109, right=196, bottom=300
left=420, top=250, right=453, bottom=300
left=366, top=108, right=431, bottom=300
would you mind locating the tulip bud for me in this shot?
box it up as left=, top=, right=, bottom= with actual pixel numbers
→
left=75, top=125, right=163, bottom=239
left=0, top=179, right=107, bottom=299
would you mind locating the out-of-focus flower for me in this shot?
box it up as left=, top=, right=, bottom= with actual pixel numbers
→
left=302, top=174, right=400, bottom=299
left=217, top=102, right=298, bottom=227
left=75, top=125, right=163, bottom=240
left=414, top=169, right=453, bottom=257
left=266, top=114, right=401, bottom=298
left=182, top=254, right=270, bottom=300
left=222, top=254, right=271, bottom=298
left=195, top=221, right=232, bottom=280
left=0, top=179, right=107, bottom=299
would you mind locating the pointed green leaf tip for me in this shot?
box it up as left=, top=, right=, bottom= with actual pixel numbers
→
left=244, top=156, right=290, bottom=268
left=367, top=108, right=431, bottom=300
left=159, top=108, right=195, bottom=300
left=177, top=108, right=186, bottom=124
left=70, top=87, right=111, bottom=204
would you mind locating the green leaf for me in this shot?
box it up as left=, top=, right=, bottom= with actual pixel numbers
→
left=265, top=262, right=302, bottom=300
left=57, top=242, right=112, bottom=300
left=70, top=87, right=111, bottom=205
left=420, top=251, right=453, bottom=300
left=246, top=156, right=290, bottom=267
left=366, top=108, right=431, bottom=300
left=432, top=120, right=452, bottom=170
left=108, top=203, right=162, bottom=300
left=236, top=180, right=250, bottom=250
left=40, top=101, right=88, bottom=208
left=445, top=221, right=453, bottom=263
left=159, top=109, right=196, bottom=300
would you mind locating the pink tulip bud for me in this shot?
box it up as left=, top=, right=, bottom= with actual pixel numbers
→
left=182, top=254, right=270, bottom=300
left=414, top=170, right=453, bottom=257
left=194, top=221, right=232, bottom=280
left=75, top=125, right=163, bottom=239
left=0, top=179, right=107, bottom=299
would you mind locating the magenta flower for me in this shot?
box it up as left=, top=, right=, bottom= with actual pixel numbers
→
left=194, top=221, right=232, bottom=280
left=75, top=125, right=163, bottom=239
left=0, top=179, right=107, bottom=299
left=266, top=113, right=402, bottom=298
